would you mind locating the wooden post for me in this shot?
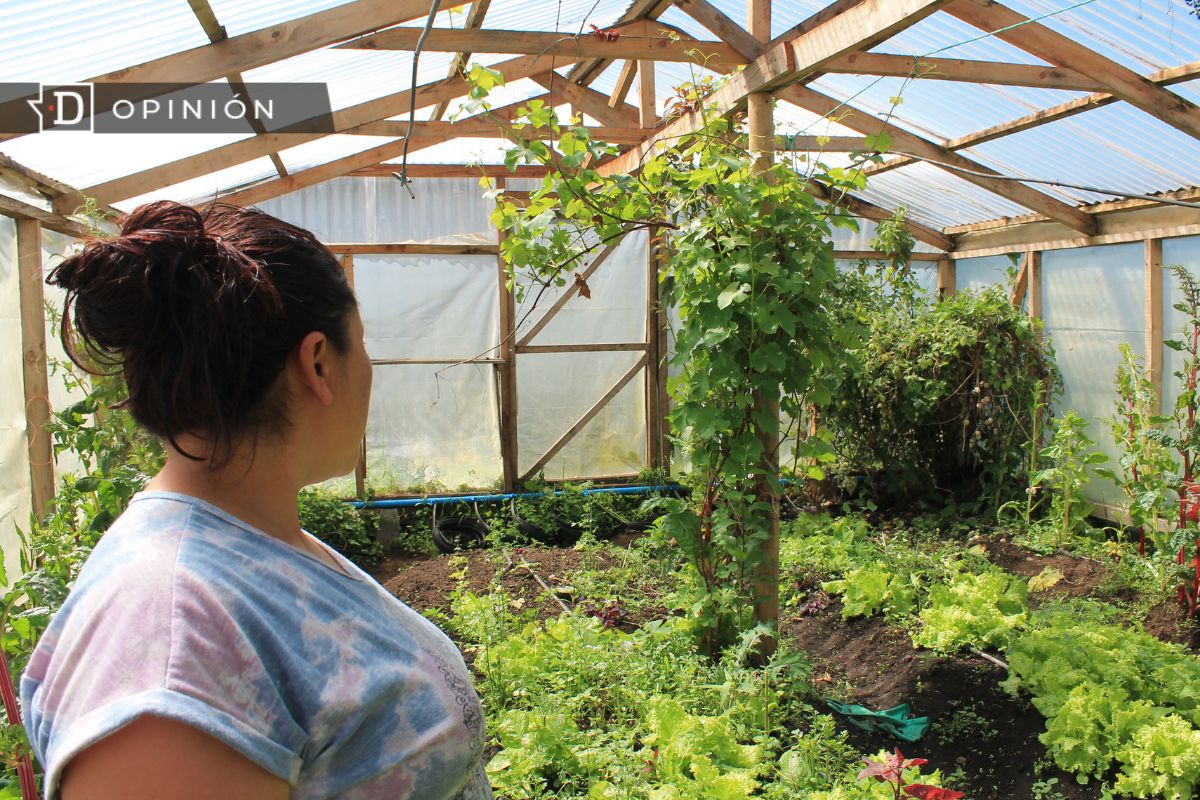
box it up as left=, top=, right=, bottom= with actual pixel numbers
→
left=339, top=252, right=368, bottom=499
left=1028, top=250, right=1042, bottom=321
left=936, top=256, right=956, bottom=298
left=646, top=230, right=663, bottom=470
left=637, top=59, right=656, bottom=129
left=1146, top=238, right=1164, bottom=414
left=17, top=219, right=53, bottom=522
left=655, top=237, right=672, bottom=470
left=748, top=0, right=778, bottom=664
left=495, top=178, right=519, bottom=489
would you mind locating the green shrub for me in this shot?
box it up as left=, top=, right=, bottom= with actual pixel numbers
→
left=297, top=489, right=383, bottom=568
left=824, top=278, right=1059, bottom=504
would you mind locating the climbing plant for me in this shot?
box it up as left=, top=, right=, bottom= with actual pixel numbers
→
left=480, top=79, right=870, bottom=653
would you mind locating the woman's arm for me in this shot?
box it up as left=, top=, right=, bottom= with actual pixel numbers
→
left=60, top=715, right=289, bottom=800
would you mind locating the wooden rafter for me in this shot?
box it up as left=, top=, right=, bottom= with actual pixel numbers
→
left=823, top=52, right=1105, bottom=92
left=782, top=85, right=1097, bottom=234
left=610, top=60, right=640, bottom=110
left=351, top=119, right=656, bottom=144
left=520, top=353, right=649, bottom=481
left=596, top=0, right=953, bottom=179
left=67, top=52, right=576, bottom=209
left=566, top=0, right=673, bottom=87
left=337, top=20, right=744, bottom=69
left=806, top=181, right=955, bottom=251
left=864, top=59, right=1200, bottom=179
left=535, top=76, right=640, bottom=127
left=348, top=164, right=551, bottom=178
left=945, top=0, right=1200, bottom=141
left=516, top=242, right=620, bottom=347
left=186, top=0, right=288, bottom=179
left=0, top=0, right=454, bottom=145
left=673, top=0, right=764, bottom=60
left=430, top=0, right=493, bottom=122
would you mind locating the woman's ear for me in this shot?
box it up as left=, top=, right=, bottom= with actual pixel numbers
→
left=293, top=331, right=334, bottom=406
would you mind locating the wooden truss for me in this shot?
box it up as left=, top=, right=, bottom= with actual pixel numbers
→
left=5, top=0, right=1200, bottom=506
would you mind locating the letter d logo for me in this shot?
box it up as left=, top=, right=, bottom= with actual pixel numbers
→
left=26, top=84, right=93, bottom=132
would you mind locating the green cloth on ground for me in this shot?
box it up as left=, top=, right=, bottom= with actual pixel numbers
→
left=824, top=699, right=930, bottom=742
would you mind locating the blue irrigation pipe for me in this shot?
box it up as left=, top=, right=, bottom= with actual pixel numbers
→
left=350, top=483, right=686, bottom=509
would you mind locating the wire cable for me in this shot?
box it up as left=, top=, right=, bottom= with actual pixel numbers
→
left=393, top=0, right=444, bottom=198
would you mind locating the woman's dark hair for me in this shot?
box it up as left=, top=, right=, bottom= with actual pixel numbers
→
left=49, top=200, right=357, bottom=465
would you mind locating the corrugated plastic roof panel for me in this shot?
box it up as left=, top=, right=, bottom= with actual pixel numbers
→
left=0, top=0, right=1198, bottom=229
left=0, top=0, right=208, bottom=83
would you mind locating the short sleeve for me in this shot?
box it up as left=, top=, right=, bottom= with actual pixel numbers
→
left=20, top=515, right=308, bottom=799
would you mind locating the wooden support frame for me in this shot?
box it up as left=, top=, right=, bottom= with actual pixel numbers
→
left=1, top=0, right=454, bottom=145
left=430, top=0, right=493, bottom=122
left=1009, top=252, right=1030, bottom=306
left=945, top=0, right=1200, bottom=142
left=782, top=85, right=1098, bottom=234
left=516, top=242, right=620, bottom=347
left=78, top=55, right=574, bottom=207
left=338, top=20, right=744, bottom=69
left=638, top=59, right=657, bottom=129
left=17, top=219, right=53, bottom=521
left=520, top=354, right=649, bottom=481
left=645, top=228, right=664, bottom=471
left=1146, top=238, right=1164, bottom=413
left=595, top=0, right=952, bottom=180
left=864, top=59, right=1200, bottom=180
left=937, top=257, right=956, bottom=298
left=337, top=251, right=367, bottom=499
left=326, top=243, right=500, bottom=255
left=1028, top=250, right=1042, bottom=322
left=495, top=179, right=519, bottom=491
left=516, top=343, right=648, bottom=354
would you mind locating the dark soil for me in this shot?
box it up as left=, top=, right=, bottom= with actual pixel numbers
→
left=370, top=534, right=1198, bottom=800
left=781, top=593, right=1094, bottom=799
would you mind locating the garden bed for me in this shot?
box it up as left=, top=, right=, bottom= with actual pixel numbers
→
left=370, top=519, right=1199, bottom=800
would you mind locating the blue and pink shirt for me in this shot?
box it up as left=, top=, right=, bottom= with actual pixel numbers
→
left=21, top=491, right=493, bottom=800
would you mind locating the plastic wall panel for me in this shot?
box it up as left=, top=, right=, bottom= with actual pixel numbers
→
left=956, top=255, right=1014, bottom=293
left=257, top=177, right=494, bottom=243
left=516, top=229, right=647, bottom=346
left=355, top=255, right=498, bottom=361
left=365, top=364, right=501, bottom=493
left=0, top=216, right=29, bottom=581
left=1042, top=243, right=1144, bottom=505
left=40, top=231, right=88, bottom=481
left=1163, top=236, right=1200, bottom=415
left=517, top=351, right=647, bottom=481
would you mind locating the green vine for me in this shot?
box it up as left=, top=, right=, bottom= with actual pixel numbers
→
left=480, top=77, right=869, bottom=654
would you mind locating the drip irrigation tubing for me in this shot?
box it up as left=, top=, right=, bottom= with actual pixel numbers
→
left=350, top=483, right=686, bottom=509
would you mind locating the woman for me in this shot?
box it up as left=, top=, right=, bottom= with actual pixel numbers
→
left=20, top=202, right=493, bottom=800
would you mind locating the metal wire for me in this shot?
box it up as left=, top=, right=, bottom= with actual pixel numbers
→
left=394, top=0, right=445, bottom=198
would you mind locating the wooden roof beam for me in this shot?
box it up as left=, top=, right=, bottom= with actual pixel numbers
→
left=945, top=0, right=1200, bottom=141
left=0, top=0, right=455, bottom=144
left=535, top=75, right=641, bottom=127
left=566, top=0, right=673, bottom=87
left=863, top=59, right=1200, bottom=178
left=352, top=119, right=656, bottom=144
left=782, top=84, right=1098, bottom=234
left=337, top=20, right=744, bottom=68
left=672, top=0, right=764, bottom=60
left=806, top=180, right=955, bottom=251
left=595, top=0, right=953, bottom=178
left=430, top=0, right=492, bottom=122
left=824, top=51, right=1105, bottom=92
left=347, top=164, right=551, bottom=178
left=66, top=54, right=577, bottom=209
left=186, top=0, right=288, bottom=179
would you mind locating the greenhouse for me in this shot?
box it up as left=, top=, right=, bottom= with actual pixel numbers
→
left=1, top=0, right=1200, bottom=797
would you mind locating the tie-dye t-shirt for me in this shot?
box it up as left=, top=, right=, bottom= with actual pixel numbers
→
left=21, top=491, right=494, bottom=800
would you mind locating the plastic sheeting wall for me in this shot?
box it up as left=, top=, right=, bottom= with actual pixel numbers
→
left=1042, top=243, right=1145, bottom=506
left=262, top=178, right=650, bottom=491
left=0, top=217, right=28, bottom=576
left=1163, top=237, right=1200, bottom=416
